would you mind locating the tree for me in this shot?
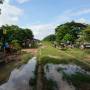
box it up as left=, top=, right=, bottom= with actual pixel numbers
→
left=83, top=26, right=90, bottom=42
left=63, top=34, right=74, bottom=43
left=55, top=21, right=87, bottom=45
left=0, top=25, right=33, bottom=46
left=43, top=34, right=56, bottom=42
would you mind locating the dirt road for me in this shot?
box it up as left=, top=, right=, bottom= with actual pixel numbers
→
left=22, top=48, right=38, bottom=56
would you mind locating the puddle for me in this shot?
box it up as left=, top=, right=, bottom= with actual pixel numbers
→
left=0, top=57, right=37, bottom=90
left=45, top=64, right=90, bottom=76
left=44, top=64, right=90, bottom=90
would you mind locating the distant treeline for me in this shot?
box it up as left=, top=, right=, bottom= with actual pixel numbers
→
left=43, top=21, right=90, bottom=45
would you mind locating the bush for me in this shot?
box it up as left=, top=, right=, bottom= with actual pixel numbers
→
left=11, top=40, right=21, bottom=51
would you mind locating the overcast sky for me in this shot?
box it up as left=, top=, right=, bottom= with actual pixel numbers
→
left=0, top=0, right=90, bottom=40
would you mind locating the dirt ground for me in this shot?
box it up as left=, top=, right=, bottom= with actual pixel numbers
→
left=22, top=48, right=38, bottom=56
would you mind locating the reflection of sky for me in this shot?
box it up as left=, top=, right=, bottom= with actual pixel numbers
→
left=0, top=57, right=36, bottom=90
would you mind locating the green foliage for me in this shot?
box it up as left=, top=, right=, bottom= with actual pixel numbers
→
left=11, top=40, right=21, bottom=50
left=55, top=21, right=87, bottom=44
left=63, top=34, right=74, bottom=42
left=43, top=34, right=56, bottom=42
left=83, top=26, right=90, bottom=42
left=45, top=78, right=57, bottom=90
left=0, top=25, right=33, bottom=46
left=63, top=72, right=90, bottom=89
left=21, top=52, right=32, bottom=64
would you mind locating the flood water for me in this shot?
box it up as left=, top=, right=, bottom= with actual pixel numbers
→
left=0, top=57, right=37, bottom=90
left=44, top=64, right=90, bottom=90
left=0, top=58, right=90, bottom=90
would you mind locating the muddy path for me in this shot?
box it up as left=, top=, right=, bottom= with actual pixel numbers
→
left=36, top=63, right=45, bottom=90
left=22, top=48, right=38, bottom=56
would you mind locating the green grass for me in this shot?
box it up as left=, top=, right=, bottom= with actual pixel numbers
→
left=37, top=41, right=90, bottom=70
left=37, top=41, right=90, bottom=89
left=17, top=52, right=32, bottom=67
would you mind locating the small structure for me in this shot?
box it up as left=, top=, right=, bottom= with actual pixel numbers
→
left=22, top=38, right=40, bottom=48
left=80, top=43, right=90, bottom=49
left=22, top=39, right=32, bottom=48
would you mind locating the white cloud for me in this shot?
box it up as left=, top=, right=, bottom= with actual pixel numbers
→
left=64, top=8, right=90, bottom=17
left=29, top=24, right=55, bottom=40
left=28, top=8, right=90, bottom=40
left=1, top=1, right=90, bottom=40
left=76, top=18, right=86, bottom=23
left=0, top=0, right=23, bottom=26
left=75, top=18, right=90, bottom=24
left=69, top=8, right=90, bottom=17
left=16, top=0, right=30, bottom=4
left=57, top=8, right=90, bottom=21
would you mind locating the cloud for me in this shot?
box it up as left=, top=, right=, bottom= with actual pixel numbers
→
left=29, top=24, right=55, bottom=40
left=75, top=18, right=90, bottom=24
left=1, top=1, right=90, bottom=40
left=28, top=8, right=90, bottom=40
left=53, top=8, right=90, bottom=26
left=16, top=0, right=30, bottom=4
left=57, top=8, right=90, bottom=21
left=76, top=18, right=86, bottom=23
left=61, top=9, right=89, bottom=17
left=69, top=8, right=90, bottom=17
left=0, top=0, right=23, bottom=26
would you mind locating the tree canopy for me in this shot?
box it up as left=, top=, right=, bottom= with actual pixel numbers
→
left=43, top=34, right=56, bottom=42
left=0, top=25, right=33, bottom=45
left=55, top=21, right=87, bottom=44
left=83, top=26, right=90, bottom=42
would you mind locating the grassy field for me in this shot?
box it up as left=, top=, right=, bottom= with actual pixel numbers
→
left=0, top=51, right=32, bottom=85
left=37, top=41, right=90, bottom=90
left=37, top=41, right=90, bottom=70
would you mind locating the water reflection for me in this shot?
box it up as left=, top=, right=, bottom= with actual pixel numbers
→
left=0, top=57, right=37, bottom=90
left=44, top=64, right=90, bottom=90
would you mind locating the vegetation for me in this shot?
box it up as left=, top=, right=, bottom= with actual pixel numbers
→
left=37, top=41, right=90, bottom=89
left=45, top=78, right=57, bottom=90
left=19, top=51, right=33, bottom=66
left=63, top=72, right=90, bottom=90
left=43, top=34, right=56, bottom=42
left=16, top=21, right=90, bottom=90
left=83, top=26, right=90, bottom=42
left=37, top=41, right=90, bottom=70
left=0, top=25, right=33, bottom=46
left=43, top=21, right=90, bottom=49
left=0, top=21, right=90, bottom=90
left=55, top=21, right=87, bottom=44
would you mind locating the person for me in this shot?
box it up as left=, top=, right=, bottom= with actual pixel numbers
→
left=5, top=42, right=11, bottom=54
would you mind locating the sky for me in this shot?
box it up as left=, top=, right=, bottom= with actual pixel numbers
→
left=0, top=0, right=90, bottom=40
